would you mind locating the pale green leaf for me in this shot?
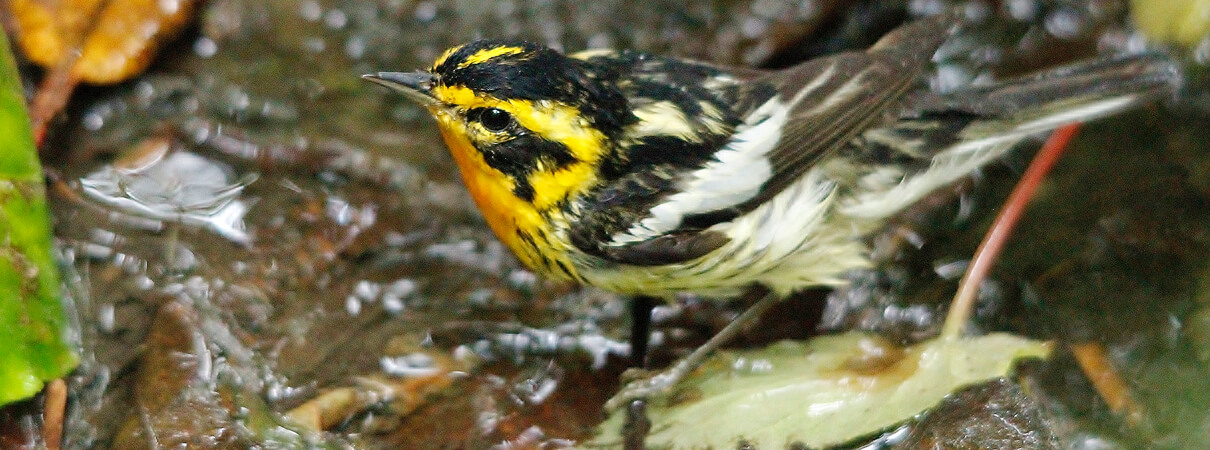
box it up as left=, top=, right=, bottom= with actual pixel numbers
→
left=589, top=332, right=1051, bottom=449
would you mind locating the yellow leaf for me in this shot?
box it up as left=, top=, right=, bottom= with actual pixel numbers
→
left=1131, top=0, right=1210, bottom=46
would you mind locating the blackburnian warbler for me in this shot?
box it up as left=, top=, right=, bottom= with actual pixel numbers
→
left=365, top=13, right=1178, bottom=408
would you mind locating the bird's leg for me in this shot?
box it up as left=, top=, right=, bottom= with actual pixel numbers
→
left=605, top=287, right=780, bottom=410
left=629, top=295, right=658, bottom=368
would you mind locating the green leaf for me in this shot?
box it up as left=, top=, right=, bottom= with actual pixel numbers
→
left=0, top=30, right=78, bottom=406
left=589, top=332, right=1051, bottom=449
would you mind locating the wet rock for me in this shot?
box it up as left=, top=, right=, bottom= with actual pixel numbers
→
left=896, top=379, right=1058, bottom=450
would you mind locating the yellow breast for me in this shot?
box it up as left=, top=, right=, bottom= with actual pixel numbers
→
left=432, top=116, right=580, bottom=280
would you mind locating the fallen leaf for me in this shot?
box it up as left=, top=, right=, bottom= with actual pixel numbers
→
left=286, top=344, right=472, bottom=432
left=9, top=0, right=201, bottom=145
left=1130, top=0, right=1210, bottom=46
left=588, top=332, right=1051, bottom=449
left=11, top=0, right=200, bottom=84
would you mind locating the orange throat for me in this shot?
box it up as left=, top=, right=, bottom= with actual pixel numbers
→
left=434, top=122, right=576, bottom=279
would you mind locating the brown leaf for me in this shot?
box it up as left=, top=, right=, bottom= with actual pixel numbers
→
left=11, top=0, right=199, bottom=84
left=10, top=0, right=200, bottom=147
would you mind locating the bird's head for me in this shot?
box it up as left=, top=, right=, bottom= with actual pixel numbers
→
left=365, top=40, right=631, bottom=210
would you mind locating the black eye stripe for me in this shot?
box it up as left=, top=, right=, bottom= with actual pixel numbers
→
left=468, top=107, right=514, bottom=132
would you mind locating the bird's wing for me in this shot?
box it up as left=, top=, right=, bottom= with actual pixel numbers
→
left=569, top=15, right=957, bottom=266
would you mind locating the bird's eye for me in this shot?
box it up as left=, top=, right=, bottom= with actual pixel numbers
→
left=474, top=107, right=514, bottom=132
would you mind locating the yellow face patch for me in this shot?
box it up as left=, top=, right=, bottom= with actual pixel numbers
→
left=430, top=109, right=550, bottom=271
left=423, top=84, right=607, bottom=279
left=428, top=84, right=608, bottom=211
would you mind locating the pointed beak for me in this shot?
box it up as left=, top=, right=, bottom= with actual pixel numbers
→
left=362, top=71, right=439, bottom=106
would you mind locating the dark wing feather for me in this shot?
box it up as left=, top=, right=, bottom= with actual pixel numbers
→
left=569, top=15, right=957, bottom=266
left=688, top=14, right=956, bottom=221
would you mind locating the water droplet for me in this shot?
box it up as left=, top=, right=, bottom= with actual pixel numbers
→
left=414, top=1, right=438, bottom=22
left=740, top=17, right=768, bottom=39
left=507, top=270, right=536, bottom=289
left=304, top=37, right=327, bottom=53
left=962, top=1, right=991, bottom=21
left=323, top=9, right=348, bottom=29
left=354, top=280, right=382, bottom=301
left=1196, top=36, right=1210, bottom=66
left=383, top=296, right=405, bottom=314
left=386, top=279, right=417, bottom=298
left=1006, top=0, right=1040, bottom=21
left=381, top=353, right=440, bottom=377
left=193, top=37, right=218, bottom=58
left=1045, top=8, right=1086, bottom=39
left=344, top=35, right=367, bottom=59
left=158, top=0, right=180, bottom=14
left=98, top=303, right=116, bottom=333
left=135, top=81, right=156, bottom=102
left=933, top=259, right=969, bottom=280
left=82, top=112, right=104, bottom=131
left=80, top=242, right=113, bottom=260
left=299, top=0, right=322, bottom=21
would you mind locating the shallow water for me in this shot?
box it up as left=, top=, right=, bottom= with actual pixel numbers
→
left=9, top=0, right=1210, bottom=448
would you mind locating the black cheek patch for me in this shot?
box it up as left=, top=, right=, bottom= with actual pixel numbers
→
left=479, top=135, right=578, bottom=203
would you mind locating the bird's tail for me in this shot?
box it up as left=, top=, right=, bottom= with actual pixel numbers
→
left=941, top=52, right=1181, bottom=138
left=837, top=52, right=1181, bottom=220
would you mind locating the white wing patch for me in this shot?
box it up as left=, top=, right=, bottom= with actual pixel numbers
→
left=630, top=101, right=700, bottom=140
left=608, top=63, right=845, bottom=246
left=798, top=68, right=871, bottom=118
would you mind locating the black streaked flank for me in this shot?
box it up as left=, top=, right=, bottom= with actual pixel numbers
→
left=600, top=135, right=723, bottom=180
left=554, top=260, right=574, bottom=278
left=516, top=229, right=538, bottom=249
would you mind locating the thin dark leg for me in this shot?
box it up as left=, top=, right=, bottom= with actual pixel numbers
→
left=630, top=295, right=658, bottom=368
left=607, top=287, right=779, bottom=410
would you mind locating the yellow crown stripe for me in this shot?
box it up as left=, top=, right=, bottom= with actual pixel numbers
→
left=458, top=46, right=526, bottom=68
left=431, top=44, right=464, bottom=69
left=429, top=85, right=609, bottom=165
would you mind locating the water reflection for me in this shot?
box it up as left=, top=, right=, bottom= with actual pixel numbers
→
left=78, top=146, right=257, bottom=245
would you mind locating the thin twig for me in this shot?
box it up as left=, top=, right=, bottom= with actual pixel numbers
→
left=26, top=0, right=113, bottom=148
left=941, top=123, right=1082, bottom=340
left=1069, top=341, right=1144, bottom=426
left=42, top=378, right=67, bottom=450
left=29, top=59, right=81, bottom=148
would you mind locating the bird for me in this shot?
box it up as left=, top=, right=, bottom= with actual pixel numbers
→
left=363, top=12, right=1179, bottom=409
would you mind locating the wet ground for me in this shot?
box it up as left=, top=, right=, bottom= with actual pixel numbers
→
left=6, top=0, right=1210, bottom=448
